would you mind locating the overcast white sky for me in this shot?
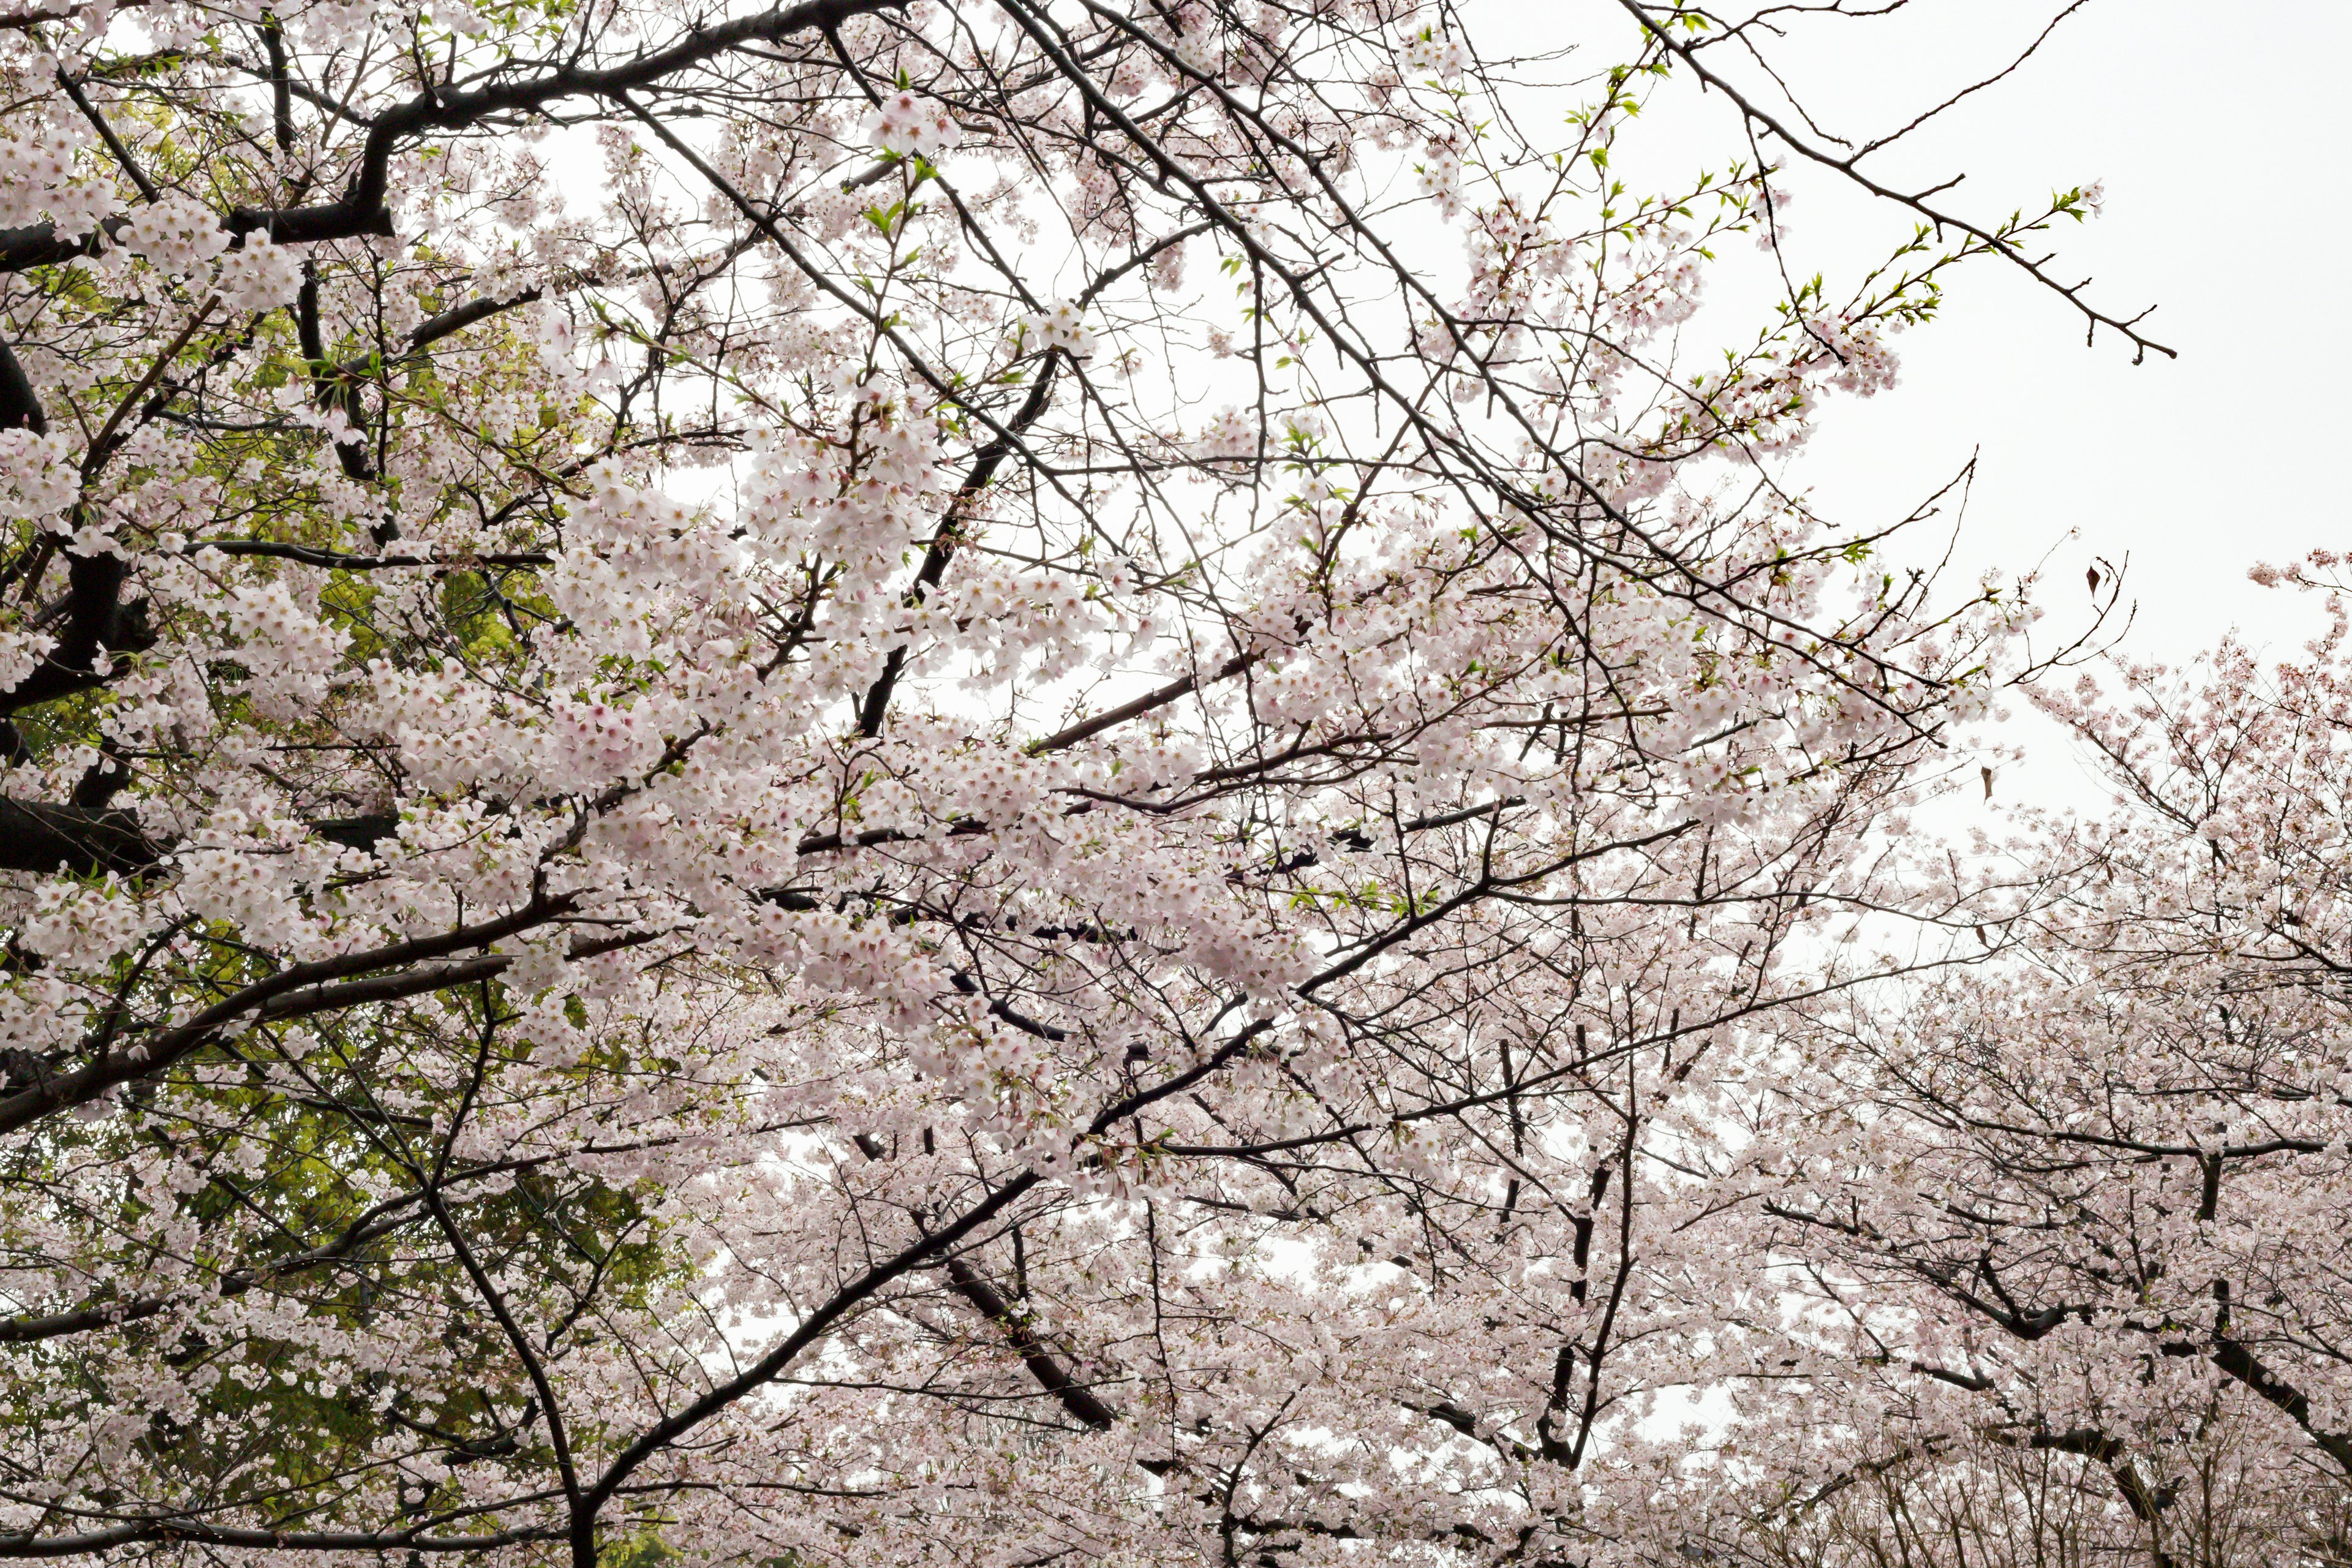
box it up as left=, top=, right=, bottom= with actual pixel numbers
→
left=1569, top=0, right=2352, bottom=809
left=1611, top=0, right=2352, bottom=665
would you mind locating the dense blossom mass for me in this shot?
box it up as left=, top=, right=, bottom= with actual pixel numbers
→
left=4, top=0, right=2332, bottom=1564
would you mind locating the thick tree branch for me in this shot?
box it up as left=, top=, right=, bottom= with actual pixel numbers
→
left=941, top=1253, right=1118, bottom=1430
left=578, top=1020, right=1270, bottom=1519
left=0, top=796, right=159, bottom=875
left=0, top=899, right=578, bottom=1136
left=0, top=0, right=908, bottom=277
left=0, top=1522, right=560, bottom=1558
left=856, top=349, right=1063, bottom=736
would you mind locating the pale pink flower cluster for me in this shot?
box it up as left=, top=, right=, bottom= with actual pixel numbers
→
left=15, top=878, right=156, bottom=971
left=1187, top=406, right=1257, bottom=463
left=0, top=629, right=50, bottom=694
left=1020, top=300, right=1093, bottom=356
left=214, top=579, right=352, bottom=720
left=1397, top=24, right=1466, bottom=79
left=1805, top=311, right=1901, bottom=396
left=0, top=123, right=113, bottom=237
left=118, top=193, right=230, bottom=276
left=212, top=234, right=304, bottom=312
left=867, top=89, right=960, bottom=159
left=1417, top=136, right=1463, bottom=220
left=0, top=430, right=75, bottom=522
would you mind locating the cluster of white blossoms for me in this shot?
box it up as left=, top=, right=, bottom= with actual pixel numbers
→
left=1140, top=4, right=1224, bottom=80
left=866, top=88, right=960, bottom=159
left=14, top=878, right=157, bottom=973
left=1417, top=136, right=1463, bottom=221
left=116, top=193, right=231, bottom=276
left=1019, top=300, right=1093, bottom=356
left=213, top=234, right=304, bottom=313
left=0, top=629, right=51, bottom=695
left=1803, top=311, right=1903, bottom=396
left=214, top=578, right=353, bottom=721
left=0, top=431, right=75, bottom=523
left=0, top=123, right=115, bottom=237
left=1186, top=406, right=1259, bottom=464
left=907, top=568, right=1102, bottom=684
left=1397, top=24, right=1466, bottom=80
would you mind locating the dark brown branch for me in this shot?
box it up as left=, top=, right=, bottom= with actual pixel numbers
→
left=577, top=1020, right=1271, bottom=1519
left=0, top=0, right=908, bottom=277
left=0, top=336, right=44, bottom=432
left=941, top=1253, right=1118, bottom=1430
left=0, top=796, right=160, bottom=876
left=1027, top=651, right=1256, bottom=754
left=857, top=348, right=1064, bottom=736
left=0, top=801, right=394, bottom=883
left=2192, top=1335, right=2352, bottom=1477
left=0, top=1522, right=560, bottom=1558
left=0, top=899, right=578, bottom=1136
left=56, top=69, right=158, bottom=202
left=0, top=551, right=155, bottom=715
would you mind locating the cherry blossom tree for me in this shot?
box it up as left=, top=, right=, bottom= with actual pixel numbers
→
left=0, top=0, right=2163, bottom=1562
left=1739, top=565, right=2352, bottom=1568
